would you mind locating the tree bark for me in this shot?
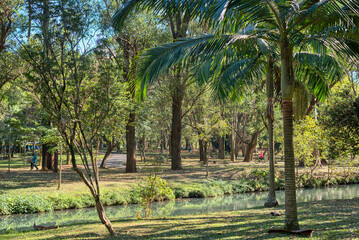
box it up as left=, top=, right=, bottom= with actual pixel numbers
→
left=100, top=150, right=112, bottom=168
left=95, top=195, right=116, bottom=236
left=170, top=89, right=183, bottom=170
left=264, top=58, right=278, bottom=208
left=126, top=112, right=136, bottom=173
left=281, top=39, right=299, bottom=230
left=46, top=150, right=53, bottom=170
left=203, top=141, right=208, bottom=164
left=283, top=99, right=299, bottom=229
left=42, top=144, right=49, bottom=170
left=140, top=133, right=146, bottom=162
left=53, top=151, right=58, bottom=173
left=66, top=151, right=70, bottom=165
left=100, top=140, right=120, bottom=168
left=199, top=139, right=205, bottom=162
left=185, top=138, right=189, bottom=150
left=243, top=131, right=260, bottom=162
left=218, top=136, right=225, bottom=159
left=230, top=131, right=236, bottom=162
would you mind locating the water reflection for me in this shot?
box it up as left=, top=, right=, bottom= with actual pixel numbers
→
left=1, top=184, right=358, bottom=231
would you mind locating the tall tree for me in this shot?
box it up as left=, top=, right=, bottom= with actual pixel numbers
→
left=102, top=0, right=170, bottom=172
left=18, top=0, right=123, bottom=235
left=0, top=0, right=21, bottom=90
left=126, top=0, right=359, bottom=230
left=113, top=0, right=196, bottom=170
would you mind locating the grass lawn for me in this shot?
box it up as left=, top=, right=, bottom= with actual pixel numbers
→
left=1, top=198, right=358, bottom=239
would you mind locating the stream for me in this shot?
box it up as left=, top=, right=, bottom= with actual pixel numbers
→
left=1, top=184, right=358, bottom=231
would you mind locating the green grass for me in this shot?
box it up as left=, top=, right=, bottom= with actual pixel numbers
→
left=0, top=198, right=358, bottom=239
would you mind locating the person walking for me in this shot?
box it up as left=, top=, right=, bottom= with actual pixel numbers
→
left=31, top=152, right=39, bottom=170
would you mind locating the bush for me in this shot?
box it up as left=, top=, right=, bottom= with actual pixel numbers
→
left=0, top=195, right=53, bottom=214
left=49, top=194, right=95, bottom=210
left=137, top=175, right=175, bottom=218
left=188, top=190, right=206, bottom=198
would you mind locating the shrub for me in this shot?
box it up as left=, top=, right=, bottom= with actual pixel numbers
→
left=0, top=195, right=53, bottom=214
left=137, top=175, right=175, bottom=218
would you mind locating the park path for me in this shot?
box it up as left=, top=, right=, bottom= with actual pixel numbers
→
left=98, top=153, right=126, bottom=168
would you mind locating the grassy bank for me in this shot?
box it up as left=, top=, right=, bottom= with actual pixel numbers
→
left=1, top=152, right=358, bottom=215
left=1, top=198, right=358, bottom=239
left=1, top=169, right=358, bottom=215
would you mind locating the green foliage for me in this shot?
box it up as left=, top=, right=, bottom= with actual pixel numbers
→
left=0, top=195, right=53, bottom=214
left=294, top=116, right=328, bottom=178
left=137, top=175, right=174, bottom=218
left=137, top=175, right=174, bottom=202
left=293, top=81, right=309, bottom=121
left=173, top=175, right=277, bottom=199
left=320, top=80, right=359, bottom=158
left=49, top=194, right=95, bottom=210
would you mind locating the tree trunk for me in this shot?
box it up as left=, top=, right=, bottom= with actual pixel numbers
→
left=170, top=90, right=183, bottom=170
left=53, top=151, right=58, bottom=173
left=100, top=141, right=120, bottom=168
left=99, top=139, right=103, bottom=151
left=58, top=144, right=62, bottom=190
left=100, top=150, right=112, bottom=168
left=140, top=133, right=146, bottom=162
left=203, top=141, right=208, bottom=164
left=282, top=99, right=299, bottom=229
left=160, top=131, right=165, bottom=153
left=199, top=139, right=205, bottom=162
left=243, top=131, right=260, bottom=162
left=66, top=151, right=70, bottom=165
left=42, top=0, right=50, bottom=55
left=95, top=195, right=116, bottom=236
left=185, top=138, right=189, bottom=150
left=42, top=144, right=49, bottom=170
left=46, top=151, right=53, bottom=170
left=230, top=131, right=236, bottom=162
left=281, top=39, right=299, bottom=230
left=126, top=112, right=136, bottom=173
left=265, top=58, right=278, bottom=208
left=218, top=136, right=225, bottom=159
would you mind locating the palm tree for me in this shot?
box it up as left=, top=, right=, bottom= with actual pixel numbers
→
left=126, top=0, right=359, bottom=229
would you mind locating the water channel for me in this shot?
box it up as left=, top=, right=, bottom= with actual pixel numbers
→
left=1, top=184, right=358, bottom=231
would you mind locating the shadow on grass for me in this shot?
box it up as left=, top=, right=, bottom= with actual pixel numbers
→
left=0, top=170, right=81, bottom=193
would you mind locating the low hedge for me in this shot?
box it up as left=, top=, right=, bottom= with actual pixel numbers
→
left=0, top=195, right=53, bottom=215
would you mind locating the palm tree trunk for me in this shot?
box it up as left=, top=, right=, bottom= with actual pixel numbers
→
left=281, top=40, right=300, bottom=230
left=282, top=99, right=299, bottom=229
left=265, top=58, right=278, bottom=207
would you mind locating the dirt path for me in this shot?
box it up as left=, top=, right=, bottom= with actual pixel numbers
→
left=98, top=153, right=126, bottom=168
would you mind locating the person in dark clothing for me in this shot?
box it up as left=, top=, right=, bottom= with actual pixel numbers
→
left=31, top=153, right=39, bottom=170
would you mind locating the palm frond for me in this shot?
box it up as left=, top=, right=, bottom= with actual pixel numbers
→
left=294, top=52, right=343, bottom=101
